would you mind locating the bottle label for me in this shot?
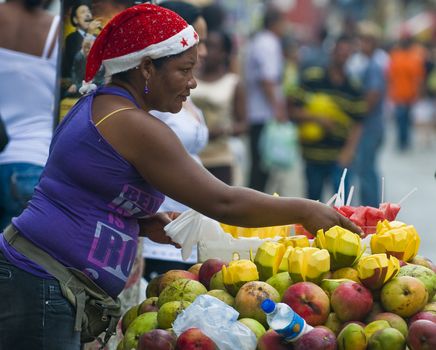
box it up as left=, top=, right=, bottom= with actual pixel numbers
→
left=275, top=312, right=306, bottom=342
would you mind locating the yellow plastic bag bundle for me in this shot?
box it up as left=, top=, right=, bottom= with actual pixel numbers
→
left=219, top=223, right=291, bottom=239
left=219, top=193, right=292, bottom=239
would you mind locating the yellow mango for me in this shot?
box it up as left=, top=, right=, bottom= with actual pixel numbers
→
left=288, top=247, right=330, bottom=284
left=254, top=241, right=286, bottom=281
left=371, top=220, right=420, bottom=262
left=222, top=258, right=259, bottom=296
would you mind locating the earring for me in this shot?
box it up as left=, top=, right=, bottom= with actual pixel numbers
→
left=144, top=79, right=149, bottom=94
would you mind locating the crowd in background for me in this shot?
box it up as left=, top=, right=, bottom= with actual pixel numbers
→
left=3, top=0, right=434, bottom=222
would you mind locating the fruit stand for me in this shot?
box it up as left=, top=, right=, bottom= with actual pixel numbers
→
left=117, top=205, right=436, bottom=350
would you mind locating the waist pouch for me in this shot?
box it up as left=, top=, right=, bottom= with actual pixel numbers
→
left=3, top=225, right=122, bottom=348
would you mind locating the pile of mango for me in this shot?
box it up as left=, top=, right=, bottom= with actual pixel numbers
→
left=116, top=219, right=436, bottom=350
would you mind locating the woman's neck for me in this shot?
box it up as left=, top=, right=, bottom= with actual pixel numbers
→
left=108, top=80, right=149, bottom=111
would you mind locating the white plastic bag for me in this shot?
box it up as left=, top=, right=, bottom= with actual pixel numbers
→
left=259, top=120, right=298, bottom=170
left=173, top=295, right=257, bottom=350
left=164, top=210, right=277, bottom=262
left=164, top=210, right=223, bottom=260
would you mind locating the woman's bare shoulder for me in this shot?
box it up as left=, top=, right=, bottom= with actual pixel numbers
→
left=0, top=3, right=53, bottom=55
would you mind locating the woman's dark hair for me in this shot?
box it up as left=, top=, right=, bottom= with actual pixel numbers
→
left=158, top=1, right=201, bottom=26
left=263, top=5, right=283, bottom=30
left=202, top=3, right=225, bottom=31
left=23, top=0, right=45, bottom=9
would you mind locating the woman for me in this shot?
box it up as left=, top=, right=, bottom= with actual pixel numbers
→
left=0, top=4, right=359, bottom=349
left=191, top=29, right=247, bottom=185
left=62, top=2, right=101, bottom=80
left=0, top=0, right=59, bottom=230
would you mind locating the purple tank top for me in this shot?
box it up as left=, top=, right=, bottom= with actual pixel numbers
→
left=0, top=87, right=164, bottom=297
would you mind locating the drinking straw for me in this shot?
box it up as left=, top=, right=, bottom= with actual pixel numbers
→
left=398, top=187, right=418, bottom=205
left=326, top=193, right=337, bottom=206
left=334, top=168, right=348, bottom=207
left=346, top=186, right=355, bottom=206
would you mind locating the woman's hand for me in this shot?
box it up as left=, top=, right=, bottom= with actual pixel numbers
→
left=138, top=212, right=181, bottom=246
left=300, top=200, right=362, bottom=236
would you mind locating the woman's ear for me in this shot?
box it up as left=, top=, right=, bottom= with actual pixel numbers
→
left=139, top=56, right=153, bottom=80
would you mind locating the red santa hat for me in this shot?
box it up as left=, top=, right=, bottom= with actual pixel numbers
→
left=80, top=3, right=198, bottom=94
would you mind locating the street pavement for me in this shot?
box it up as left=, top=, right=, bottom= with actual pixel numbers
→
left=265, top=118, right=436, bottom=262
left=379, top=121, right=436, bottom=262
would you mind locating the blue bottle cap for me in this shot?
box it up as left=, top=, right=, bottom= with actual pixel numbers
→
left=261, top=299, right=276, bottom=313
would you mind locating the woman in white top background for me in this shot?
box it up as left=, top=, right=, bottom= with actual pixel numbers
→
left=0, top=0, right=59, bottom=230
left=190, top=29, right=247, bottom=186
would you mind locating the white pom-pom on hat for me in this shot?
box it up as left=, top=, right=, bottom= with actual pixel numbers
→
left=79, top=80, right=98, bottom=95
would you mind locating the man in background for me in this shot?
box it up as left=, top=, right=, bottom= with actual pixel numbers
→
left=350, top=21, right=387, bottom=207
left=244, top=4, right=287, bottom=192
left=387, top=35, right=425, bottom=152
left=288, top=35, right=366, bottom=202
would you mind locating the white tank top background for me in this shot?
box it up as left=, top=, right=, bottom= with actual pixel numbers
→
left=143, top=98, right=209, bottom=263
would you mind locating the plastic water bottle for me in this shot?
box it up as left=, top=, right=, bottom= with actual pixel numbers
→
left=261, top=299, right=313, bottom=342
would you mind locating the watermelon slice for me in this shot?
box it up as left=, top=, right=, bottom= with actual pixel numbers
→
left=336, top=205, right=355, bottom=218
left=334, top=203, right=401, bottom=236
left=349, top=207, right=368, bottom=228
left=379, top=202, right=401, bottom=221
left=364, top=206, right=386, bottom=234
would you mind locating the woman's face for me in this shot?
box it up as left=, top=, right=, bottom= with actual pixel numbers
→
left=148, top=46, right=198, bottom=113
left=204, top=31, right=226, bottom=69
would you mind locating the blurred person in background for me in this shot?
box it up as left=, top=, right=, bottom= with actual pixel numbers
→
left=62, top=1, right=101, bottom=81
left=298, top=25, right=329, bottom=72
left=244, top=4, right=288, bottom=192
left=90, top=0, right=136, bottom=28
left=0, top=115, right=8, bottom=153
left=288, top=35, right=366, bottom=202
left=142, top=0, right=209, bottom=281
left=201, top=2, right=226, bottom=33
left=66, top=34, right=105, bottom=97
left=282, top=35, right=300, bottom=98
left=0, top=0, right=59, bottom=230
left=191, top=29, right=247, bottom=186
left=349, top=21, right=387, bottom=207
left=411, top=43, right=436, bottom=149
left=387, top=35, right=425, bottom=152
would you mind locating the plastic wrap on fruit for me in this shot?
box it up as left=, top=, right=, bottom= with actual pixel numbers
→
left=221, top=254, right=259, bottom=296
left=370, top=220, right=420, bottom=262
left=254, top=241, right=286, bottom=281
left=287, top=247, right=330, bottom=284
left=315, top=225, right=364, bottom=270
left=356, top=253, right=400, bottom=290
left=173, top=294, right=257, bottom=350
